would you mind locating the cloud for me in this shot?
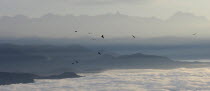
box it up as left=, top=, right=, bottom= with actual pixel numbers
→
left=1, top=68, right=210, bottom=91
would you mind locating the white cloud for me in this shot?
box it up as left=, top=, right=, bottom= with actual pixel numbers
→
left=1, top=68, right=210, bottom=91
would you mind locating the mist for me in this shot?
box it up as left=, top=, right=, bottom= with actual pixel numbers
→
left=0, top=11, right=209, bottom=38
left=2, top=0, right=210, bottom=90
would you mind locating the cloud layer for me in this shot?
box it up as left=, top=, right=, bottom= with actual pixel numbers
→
left=1, top=67, right=210, bottom=91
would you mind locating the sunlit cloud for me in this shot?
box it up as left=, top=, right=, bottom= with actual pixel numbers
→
left=1, top=68, right=210, bottom=91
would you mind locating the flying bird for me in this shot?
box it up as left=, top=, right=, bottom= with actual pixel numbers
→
left=132, top=35, right=136, bottom=38
left=98, top=52, right=101, bottom=55
left=75, top=61, right=79, bottom=64
left=97, top=49, right=104, bottom=55
left=73, top=26, right=79, bottom=33
left=101, top=35, right=104, bottom=39
left=72, top=58, right=79, bottom=64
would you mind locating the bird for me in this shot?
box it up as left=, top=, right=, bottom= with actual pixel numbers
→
left=98, top=49, right=104, bottom=55
left=72, top=63, right=75, bottom=64
left=132, top=35, right=136, bottom=38
left=75, top=61, right=79, bottom=64
left=192, top=33, right=197, bottom=35
left=101, top=35, right=104, bottom=39
left=98, top=52, right=102, bottom=55
left=73, top=26, right=79, bottom=33
left=91, top=38, right=96, bottom=40
left=88, top=32, right=92, bottom=34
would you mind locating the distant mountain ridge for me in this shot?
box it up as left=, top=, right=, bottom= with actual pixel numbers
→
left=0, top=44, right=209, bottom=74
left=118, top=53, right=171, bottom=59
left=0, top=72, right=81, bottom=85
left=0, top=12, right=209, bottom=38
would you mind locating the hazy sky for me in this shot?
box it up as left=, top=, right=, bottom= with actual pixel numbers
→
left=1, top=0, right=210, bottom=19
left=0, top=0, right=210, bottom=39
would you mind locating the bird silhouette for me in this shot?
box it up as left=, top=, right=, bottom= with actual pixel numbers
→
left=101, top=35, right=104, bottom=39
left=98, top=49, right=104, bottom=55
left=73, top=26, right=79, bottom=33
left=98, top=52, right=101, bottom=55
left=75, top=61, right=79, bottom=64
left=132, top=35, right=136, bottom=38
left=72, top=63, right=75, bottom=64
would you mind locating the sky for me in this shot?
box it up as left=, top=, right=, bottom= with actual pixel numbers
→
left=0, top=0, right=210, bottom=19
left=0, top=0, right=210, bottom=44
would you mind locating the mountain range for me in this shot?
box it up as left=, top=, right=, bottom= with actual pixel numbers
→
left=0, top=12, right=209, bottom=38
left=0, top=44, right=209, bottom=75
left=0, top=72, right=81, bottom=85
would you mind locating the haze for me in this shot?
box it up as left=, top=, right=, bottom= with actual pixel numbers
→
left=1, top=0, right=210, bottom=20
left=1, top=0, right=210, bottom=38
left=1, top=1, right=210, bottom=90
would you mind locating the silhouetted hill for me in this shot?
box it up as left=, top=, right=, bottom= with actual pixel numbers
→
left=38, top=72, right=82, bottom=79
left=0, top=72, right=38, bottom=85
left=0, top=44, right=210, bottom=74
left=118, top=53, right=172, bottom=60
left=0, top=72, right=82, bottom=85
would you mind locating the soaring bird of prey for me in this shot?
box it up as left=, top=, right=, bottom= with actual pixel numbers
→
left=132, top=35, right=136, bottom=38
left=101, top=35, right=104, bottom=39
left=75, top=31, right=77, bottom=32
